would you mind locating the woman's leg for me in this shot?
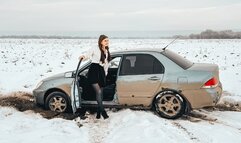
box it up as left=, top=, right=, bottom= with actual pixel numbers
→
left=92, top=83, right=103, bottom=119
left=92, top=83, right=109, bottom=119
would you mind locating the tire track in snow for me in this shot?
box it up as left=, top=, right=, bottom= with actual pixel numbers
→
left=172, top=121, right=201, bottom=142
left=75, top=114, right=110, bottom=143
left=215, top=121, right=241, bottom=132
left=188, top=109, right=241, bottom=132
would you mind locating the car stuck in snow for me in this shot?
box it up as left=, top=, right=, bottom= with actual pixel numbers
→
left=33, top=48, right=222, bottom=119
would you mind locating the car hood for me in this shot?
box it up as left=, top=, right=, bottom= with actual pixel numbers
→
left=42, top=71, right=73, bottom=82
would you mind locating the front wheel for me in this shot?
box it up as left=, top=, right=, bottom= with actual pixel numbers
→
left=154, top=91, right=185, bottom=119
left=45, top=91, right=71, bottom=113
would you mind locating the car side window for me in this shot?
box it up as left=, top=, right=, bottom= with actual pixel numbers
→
left=120, top=54, right=164, bottom=75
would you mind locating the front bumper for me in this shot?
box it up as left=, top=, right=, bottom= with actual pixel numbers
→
left=32, top=89, right=46, bottom=105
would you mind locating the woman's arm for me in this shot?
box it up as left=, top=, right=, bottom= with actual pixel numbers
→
left=79, top=48, right=94, bottom=61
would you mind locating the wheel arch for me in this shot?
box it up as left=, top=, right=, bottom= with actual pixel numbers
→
left=152, top=88, right=192, bottom=114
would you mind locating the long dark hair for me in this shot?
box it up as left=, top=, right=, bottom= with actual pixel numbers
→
left=98, top=34, right=111, bottom=63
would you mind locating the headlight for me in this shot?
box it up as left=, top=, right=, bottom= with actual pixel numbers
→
left=35, top=81, right=43, bottom=89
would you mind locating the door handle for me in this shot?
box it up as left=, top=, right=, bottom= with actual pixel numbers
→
left=148, top=76, right=160, bottom=81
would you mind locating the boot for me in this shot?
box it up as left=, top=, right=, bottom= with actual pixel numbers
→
left=96, top=109, right=101, bottom=119
left=101, top=110, right=109, bottom=119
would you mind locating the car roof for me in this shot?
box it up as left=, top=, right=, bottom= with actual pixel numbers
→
left=110, top=48, right=194, bottom=69
left=111, top=48, right=164, bottom=55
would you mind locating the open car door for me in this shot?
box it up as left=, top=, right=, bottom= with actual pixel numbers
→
left=70, top=59, right=82, bottom=113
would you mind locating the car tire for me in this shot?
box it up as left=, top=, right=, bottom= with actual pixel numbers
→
left=154, top=91, right=185, bottom=119
left=45, top=91, right=71, bottom=113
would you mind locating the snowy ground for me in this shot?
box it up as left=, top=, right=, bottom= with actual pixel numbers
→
left=0, top=39, right=241, bottom=142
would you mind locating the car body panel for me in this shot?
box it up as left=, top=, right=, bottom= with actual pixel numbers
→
left=58, top=84, right=72, bottom=97
left=181, top=84, right=222, bottom=108
left=33, top=72, right=74, bottom=105
left=116, top=74, right=163, bottom=106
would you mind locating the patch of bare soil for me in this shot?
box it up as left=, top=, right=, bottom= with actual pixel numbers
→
left=181, top=103, right=241, bottom=123
left=184, top=111, right=218, bottom=123
left=204, top=104, right=241, bottom=112
left=0, top=91, right=77, bottom=120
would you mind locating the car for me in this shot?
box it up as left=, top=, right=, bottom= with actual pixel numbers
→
left=33, top=48, right=222, bottom=119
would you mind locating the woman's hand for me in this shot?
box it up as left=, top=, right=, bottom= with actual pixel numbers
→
left=79, top=55, right=85, bottom=60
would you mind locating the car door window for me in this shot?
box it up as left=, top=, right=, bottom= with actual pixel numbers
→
left=120, top=54, right=164, bottom=75
left=106, top=56, right=122, bottom=85
left=109, top=57, right=121, bottom=69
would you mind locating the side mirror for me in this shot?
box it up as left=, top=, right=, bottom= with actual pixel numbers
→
left=72, top=71, right=76, bottom=77
left=64, top=71, right=73, bottom=78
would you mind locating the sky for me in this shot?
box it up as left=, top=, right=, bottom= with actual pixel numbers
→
left=0, top=0, right=241, bottom=35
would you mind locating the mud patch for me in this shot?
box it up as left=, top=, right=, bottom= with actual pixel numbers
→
left=218, top=91, right=241, bottom=111
left=204, top=104, right=241, bottom=112
left=0, top=92, right=77, bottom=120
left=181, top=103, right=241, bottom=123
left=187, top=110, right=217, bottom=123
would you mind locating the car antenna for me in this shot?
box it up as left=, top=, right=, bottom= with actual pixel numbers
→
left=162, top=37, right=178, bottom=51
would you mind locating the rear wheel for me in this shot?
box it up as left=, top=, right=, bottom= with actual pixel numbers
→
left=154, top=91, right=185, bottom=119
left=45, top=91, right=71, bottom=113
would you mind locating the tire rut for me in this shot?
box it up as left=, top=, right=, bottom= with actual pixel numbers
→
left=185, top=109, right=241, bottom=132
left=75, top=114, right=110, bottom=143
left=172, top=121, right=201, bottom=142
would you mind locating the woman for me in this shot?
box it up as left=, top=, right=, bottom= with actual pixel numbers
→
left=79, top=35, right=111, bottom=119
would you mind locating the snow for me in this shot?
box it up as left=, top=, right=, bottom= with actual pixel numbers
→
left=0, top=38, right=241, bottom=142
left=104, top=109, right=241, bottom=143
left=0, top=107, right=89, bottom=143
left=176, top=110, right=241, bottom=143
left=104, top=109, right=193, bottom=143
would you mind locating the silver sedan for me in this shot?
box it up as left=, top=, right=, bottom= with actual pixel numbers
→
left=33, top=48, right=222, bottom=119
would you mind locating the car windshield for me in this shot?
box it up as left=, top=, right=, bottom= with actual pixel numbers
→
left=72, top=60, right=91, bottom=75
left=79, top=60, right=91, bottom=70
left=162, top=49, right=193, bottom=69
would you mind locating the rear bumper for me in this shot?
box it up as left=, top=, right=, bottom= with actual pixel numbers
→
left=206, top=82, right=222, bottom=105
left=182, top=82, right=223, bottom=109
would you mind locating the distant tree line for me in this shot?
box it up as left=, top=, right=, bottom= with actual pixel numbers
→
left=1, top=29, right=241, bottom=39
left=174, top=29, right=241, bottom=39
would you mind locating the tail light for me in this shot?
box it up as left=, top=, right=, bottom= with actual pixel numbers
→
left=202, top=77, right=218, bottom=88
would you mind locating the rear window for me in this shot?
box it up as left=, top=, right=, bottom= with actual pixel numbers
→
left=162, top=49, right=193, bottom=69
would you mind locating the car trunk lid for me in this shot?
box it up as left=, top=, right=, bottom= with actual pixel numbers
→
left=187, top=63, right=220, bottom=88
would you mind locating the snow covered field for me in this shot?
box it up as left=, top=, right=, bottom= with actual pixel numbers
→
left=0, top=39, right=241, bottom=143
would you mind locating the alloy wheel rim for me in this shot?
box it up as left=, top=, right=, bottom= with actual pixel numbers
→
left=156, top=94, right=181, bottom=116
left=49, top=96, right=67, bottom=112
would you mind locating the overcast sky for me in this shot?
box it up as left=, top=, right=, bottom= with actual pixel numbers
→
left=0, top=0, right=241, bottom=35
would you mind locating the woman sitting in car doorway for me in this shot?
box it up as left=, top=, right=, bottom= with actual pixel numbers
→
left=79, top=35, right=111, bottom=119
